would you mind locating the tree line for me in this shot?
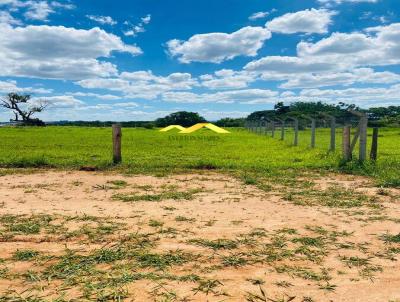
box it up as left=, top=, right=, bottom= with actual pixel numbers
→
left=1, top=93, right=399, bottom=127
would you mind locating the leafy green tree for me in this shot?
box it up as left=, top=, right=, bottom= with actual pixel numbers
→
left=215, top=118, right=245, bottom=127
left=274, top=102, right=290, bottom=115
left=155, top=111, right=206, bottom=127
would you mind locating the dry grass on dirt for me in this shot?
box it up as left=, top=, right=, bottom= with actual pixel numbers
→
left=0, top=170, right=399, bottom=301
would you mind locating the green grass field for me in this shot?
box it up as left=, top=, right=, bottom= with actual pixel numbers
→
left=0, top=126, right=399, bottom=186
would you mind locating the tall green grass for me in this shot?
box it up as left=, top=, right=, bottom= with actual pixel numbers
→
left=0, top=126, right=399, bottom=186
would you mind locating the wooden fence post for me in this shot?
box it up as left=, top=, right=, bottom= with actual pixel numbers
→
left=350, top=128, right=360, bottom=153
left=275, top=118, right=285, bottom=140
left=310, top=118, right=316, bottom=148
left=271, top=120, right=275, bottom=138
left=342, top=126, right=351, bottom=161
left=303, top=115, right=316, bottom=148
left=264, top=119, right=270, bottom=136
left=370, top=127, right=378, bottom=161
left=112, top=124, right=122, bottom=164
left=293, top=118, right=299, bottom=146
left=330, top=117, right=336, bottom=151
left=359, top=114, right=368, bottom=161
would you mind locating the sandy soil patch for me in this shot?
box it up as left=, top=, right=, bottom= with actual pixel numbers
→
left=0, top=170, right=399, bottom=301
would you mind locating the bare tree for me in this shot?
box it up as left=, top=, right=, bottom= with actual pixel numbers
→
left=0, top=93, right=48, bottom=125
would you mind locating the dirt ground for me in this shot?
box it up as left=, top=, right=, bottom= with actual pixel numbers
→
left=0, top=170, right=399, bottom=302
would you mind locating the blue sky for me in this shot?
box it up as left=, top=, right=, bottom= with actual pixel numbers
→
left=0, top=0, right=399, bottom=121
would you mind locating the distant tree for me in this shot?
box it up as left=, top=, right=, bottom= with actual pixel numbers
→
left=289, top=101, right=341, bottom=115
left=155, top=111, right=206, bottom=127
left=0, top=93, right=47, bottom=126
left=215, top=118, right=245, bottom=127
left=274, top=102, right=290, bottom=115
left=247, top=109, right=275, bottom=121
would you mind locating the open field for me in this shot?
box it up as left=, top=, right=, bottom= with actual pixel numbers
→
left=0, top=126, right=399, bottom=186
left=0, top=171, right=399, bottom=301
left=0, top=126, right=399, bottom=301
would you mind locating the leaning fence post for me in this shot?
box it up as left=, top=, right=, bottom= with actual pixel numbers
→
left=112, top=124, right=122, bottom=164
left=370, top=127, right=378, bottom=161
left=342, top=126, right=351, bottom=161
left=349, top=110, right=368, bottom=162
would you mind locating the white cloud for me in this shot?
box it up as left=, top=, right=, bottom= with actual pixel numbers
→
left=297, top=23, right=400, bottom=66
left=0, top=11, right=22, bottom=25
left=299, top=84, right=400, bottom=106
left=77, top=71, right=197, bottom=100
left=167, top=26, right=271, bottom=63
left=239, top=84, right=400, bottom=107
left=141, top=14, right=151, bottom=24
left=50, top=1, right=75, bottom=10
left=0, top=24, right=142, bottom=80
left=124, top=14, right=151, bottom=36
left=162, top=89, right=278, bottom=104
left=114, top=102, right=139, bottom=108
left=24, top=1, right=53, bottom=21
left=0, top=79, right=53, bottom=94
left=200, top=69, right=256, bottom=89
left=66, top=92, right=122, bottom=101
left=266, top=9, right=337, bottom=34
left=86, top=15, right=117, bottom=26
left=245, top=56, right=340, bottom=74
left=242, top=22, right=400, bottom=89
left=0, top=0, right=75, bottom=22
left=31, top=95, right=84, bottom=108
left=318, top=0, right=378, bottom=5
left=279, top=68, right=400, bottom=89
left=249, top=11, right=269, bottom=21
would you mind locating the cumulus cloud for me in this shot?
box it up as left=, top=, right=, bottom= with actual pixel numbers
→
left=124, top=14, right=151, bottom=36
left=266, top=9, right=337, bottom=34
left=86, top=15, right=117, bottom=26
left=318, top=0, right=378, bottom=5
left=162, top=89, right=278, bottom=104
left=245, top=56, right=340, bottom=74
left=0, top=0, right=75, bottom=22
left=66, top=92, right=122, bottom=101
left=299, top=84, right=400, bottom=106
left=77, top=71, right=197, bottom=100
left=242, top=22, right=400, bottom=89
left=0, top=24, right=142, bottom=80
left=34, top=95, right=84, bottom=108
left=167, top=26, right=271, bottom=63
left=280, top=68, right=400, bottom=89
left=0, top=11, right=22, bottom=25
left=240, top=84, right=400, bottom=107
left=200, top=69, right=256, bottom=89
left=297, top=23, right=400, bottom=66
left=249, top=11, right=270, bottom=21
left=0, top=79, right=53, bottom=94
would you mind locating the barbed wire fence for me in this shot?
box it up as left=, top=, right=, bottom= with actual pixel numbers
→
left=244, top=111, right=378, bottom=162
